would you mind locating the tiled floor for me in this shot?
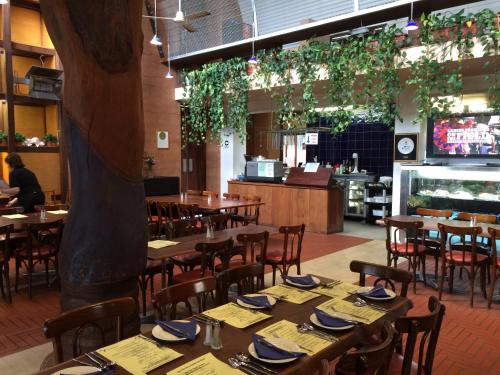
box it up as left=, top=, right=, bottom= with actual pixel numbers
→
left=0, top=220, right=498, bottom=375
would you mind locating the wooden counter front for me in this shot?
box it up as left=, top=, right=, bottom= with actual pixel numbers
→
left=228, top=181, right=344, bottom=234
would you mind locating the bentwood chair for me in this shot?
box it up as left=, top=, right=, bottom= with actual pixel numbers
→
left=34, top=204, right=69, bottom=212
left=186, top=190, right=202, bottom=196
left=258, top=224, right=305, bottom=285
left=169, top=218, right=202, bottom=273
left=487, top=227, right=499, bottom=309
left=387, top=296, right=446, bottom=375
left=216, top=263, right=265, bottom=305
left=43, top=297, right=138, bottom=364
left=231, top=194, right=261, bottom=227
left=153, top=277, right=216, bottom=320
left=0, top=224, right=13, bottom=303
left=438, top=223, right=488, bottom=307
left=176, top=203, right=198, bottom=219
left=350, top=260, right=413, bottom=298
left=456, top=212, right=496, bottom=253
left=202, top=190, right=218, bottom=199
left=384, top=218, right=425, bottom=293
left=14, top=220, right=63, bottom=298
left=223, top=193, right=240, bottom=200
left=328, top=321, right=397, bottom=375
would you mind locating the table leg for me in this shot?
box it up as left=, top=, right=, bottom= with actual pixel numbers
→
left=161, top=259, right=167, bottom=288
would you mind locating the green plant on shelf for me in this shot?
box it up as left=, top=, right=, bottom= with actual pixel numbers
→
left=407, top=195, right=431, bottom=208
left=0, top=131, right=7, bottom=142
left=14, top=132, right=26, bottom=143
left=43, top=134, right=58, bottom=146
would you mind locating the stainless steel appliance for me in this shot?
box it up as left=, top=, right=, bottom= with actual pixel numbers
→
left=334, top=174, right=376, bottom=218
left=245, top=160, right=284, bottom=183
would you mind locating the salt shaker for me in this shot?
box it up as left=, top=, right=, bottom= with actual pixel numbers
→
left=203, top=321, right=213, bottom=346
left=40, top=208, right=47, bottom=222
left=210, top=321, right=223, bottom=350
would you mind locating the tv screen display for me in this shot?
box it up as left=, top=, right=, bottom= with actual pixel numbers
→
left=427, top=113, right=500, bottom=158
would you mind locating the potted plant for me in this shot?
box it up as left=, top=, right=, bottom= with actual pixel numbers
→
left=43, top=134, right=58, bottom=147
left=0, top=131, right=6, bottom=146
left=14, top=132, right=26, bottom=146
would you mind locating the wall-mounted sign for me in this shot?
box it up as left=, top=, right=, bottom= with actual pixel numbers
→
left=305, top=133, right=319, bottom=145
left=394, top=133, right=418, bottom=162
left=157, top=131, right=169, bottom=149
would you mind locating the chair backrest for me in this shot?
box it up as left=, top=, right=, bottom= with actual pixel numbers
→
left=223, top=192, right=240, bottom=200
left=384, top=218, right=423, bottom=256
left=416, top=208, right=452, bottom=218
left=333, top=321, right=397, bottom=375
left=279, top=224, right=305, bottom=261
left=43, top=297, right=138, bottom=364
left=438, top=223, right=482, bottom=264
left=195, top=238, right=234, bottom=277
left=457, top=212, right=497, bottom=224
left=156, top=201, right=174, bottom=222
left=236, top=231, right=269, bottom=264
left=177, top=203, right=198, bottom=219
left=241, top=194, right=261, bottom=217
left=394, top=296, right=446, bottom=375
left=146, top=200, right=157, bottom=222
left=166, top=218, right=200, bottom=239
left=152, top=277, right=216, bottom=320
left=186, top=189, right=202, bottom=196
left=0, top=207, right=24, bottom=215
left=488, top=227, right=498, bottom=275
left=216, top=263, right=264, bottom=305
left=35, top=204, right=69, bottom=212
left=0, top=224, right=13, bottom=260
left=26, top=220, right=63, bottom=255
left=202, top=190, right=219, bottom=199
left=204, top=213, right=229, bottom=231
left=350, top=260, right=413, bottom=297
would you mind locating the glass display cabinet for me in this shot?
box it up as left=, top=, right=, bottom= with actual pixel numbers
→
left=333, top=174, right=376, bottom=218
left=400, top=165, right=500, bottom=215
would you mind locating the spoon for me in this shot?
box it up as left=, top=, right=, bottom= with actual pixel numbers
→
left=236, top=352, right=277, bottom=374
left=300, top=323, right=339, bottom=342
left=354, top=297, right=389, bottom=312
left=228, top=357, right=262, bottom=375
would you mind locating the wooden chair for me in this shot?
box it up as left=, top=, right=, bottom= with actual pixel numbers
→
left=438, top=223, right=488, bottom=307
left=0, top=224, right=13, bottom=303
left=203, top=213, right=229, bottom=231
left=327, top=321, right=397, bottom=375
left=384, top=218, right=425, bottom=293
left=487, top=227, right=499, bottom=309
left=176, top=203, right=198, bottom=219
left=35, top=204, right=69, bottom=212
left=43, top=297, right=138, bottom=364
left=258, top=224, right=305, bottom=285
left=387, top=296, right=446, bottom=375
left=14, top=220, right=63, bottom=298
left=170, top=218, right=204, bottom=273
left=156, top=201, right=175, bottom=234
left=223, top=193, right=240, bottom=200
left=202, top=190, right=219, bottom=199
left=416, top=208, right=452, bottom=282
left=146, top=200, right=159, bottom=236
left=457, top=212, right=497, bottom=224
left=216, top=263, right=265, bottom=305
left=186, top=190, right=202, bottom=196
left=153, top=277, right=216, bottom=320
left=231, top=194, right=261, bottom=227
left=172, top=238, right=234, bottom=285
left=350, top=260, right=413, bottom=298
left=214, top=231, right=269, bottom=272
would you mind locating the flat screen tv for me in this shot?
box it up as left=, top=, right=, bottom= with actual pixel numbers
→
left=426, top=113, right=500, bottom=158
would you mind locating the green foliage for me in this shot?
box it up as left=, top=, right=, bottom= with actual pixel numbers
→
left=14, top=132, right=25, bottom=142
left=43, top=134, right=58, bottom=144
left=0, top=131, right=6, bottom=141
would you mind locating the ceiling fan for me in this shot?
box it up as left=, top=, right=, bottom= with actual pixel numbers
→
left=144, top=0, right=211, bottom=33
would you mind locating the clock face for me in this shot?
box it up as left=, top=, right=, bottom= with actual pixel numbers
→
left=397, top=137, right=415, bottom=155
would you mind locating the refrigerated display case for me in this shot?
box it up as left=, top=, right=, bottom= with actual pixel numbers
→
left=334, top=174, right=376, bottom=218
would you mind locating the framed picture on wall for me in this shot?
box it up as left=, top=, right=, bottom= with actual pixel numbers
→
left=394, top=133, right=418, bottom=162
left=157, top=131, right=169, bottom=149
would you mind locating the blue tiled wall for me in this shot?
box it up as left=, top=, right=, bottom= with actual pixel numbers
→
left=306, top=120, right=394, bottom=176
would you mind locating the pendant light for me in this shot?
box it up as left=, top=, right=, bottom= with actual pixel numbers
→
left=406, top=2, right=418, bottom=31
left=165, top=42, right=173, bottom=79
left=247, top=14, right=257, bottom=65
left=150, top=0, right=162, bottom=46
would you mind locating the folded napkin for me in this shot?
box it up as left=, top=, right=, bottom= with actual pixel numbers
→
left=285, top=274, right=316, bottom=286
left=252, top=334, right=306, bottom=360
left=358, top=284, right=389, bottom=298
left=313, top=308, right=352, bottom=327
left=237, top=295, right=272, bottom=309
left=155, top=320, right=197, bottom=341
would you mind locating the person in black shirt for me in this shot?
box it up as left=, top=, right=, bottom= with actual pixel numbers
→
left=1, top=153, right=45, bottom=213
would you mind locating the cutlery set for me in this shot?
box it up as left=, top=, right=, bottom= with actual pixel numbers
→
left=71, top=351, right=115, bottom=372
left=228, top=352, right=278, bottom=375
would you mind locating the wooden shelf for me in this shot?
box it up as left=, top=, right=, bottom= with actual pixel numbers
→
left=11, top=42, right=55, bottom=59
left=13, top=94, right=59, bottom=107
left=15, top=146, right=60, bottom=153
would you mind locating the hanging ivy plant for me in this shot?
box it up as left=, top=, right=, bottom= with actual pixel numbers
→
left=225, top=57, right=250, bottom=142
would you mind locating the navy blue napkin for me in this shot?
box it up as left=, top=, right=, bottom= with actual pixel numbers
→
left=313, top=308, right=353, bottom=327
left=252, top=334, right=306, bottom=360
left=285, top=274, right=316, bottom=286
left=358, top=284, right=389, bottom=298
left=237, top=295, right=272, bottom=308
left=155, top=320, right=197, bottom=341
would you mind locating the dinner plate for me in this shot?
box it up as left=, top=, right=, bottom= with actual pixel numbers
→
left=309, top=313, right=355, bottom=331
left=248, top=337, right=302, bottom=364
left=51, top=366, right=100, bottom=375
left=236, top=293, right=276, bottom=309
left=356, top=286, right=397, bottom=301
left=152, top=320, right=201, bottom=342
left=285, top=275, right=320, bottom=288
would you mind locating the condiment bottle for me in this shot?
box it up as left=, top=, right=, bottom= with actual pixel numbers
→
left=210, top=321, right=223, bottom=350
left=40, top=208, right=47, bottom=222
left=203, top=321, right=213, bottom=346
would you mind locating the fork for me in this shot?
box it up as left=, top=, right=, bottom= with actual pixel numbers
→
left=319, top=280, right=342, bottom=288
left=353, top=297, right=389, bottom=312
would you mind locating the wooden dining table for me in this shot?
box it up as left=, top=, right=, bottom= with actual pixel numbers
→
left=0, top=211, right=68, bottom=228
left=147, top=195, right=265, bottom=211
left=36, top=276, right=413, bottom=375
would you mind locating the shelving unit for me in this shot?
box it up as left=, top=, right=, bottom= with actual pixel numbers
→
left=364, top=182, right=392, bottom=222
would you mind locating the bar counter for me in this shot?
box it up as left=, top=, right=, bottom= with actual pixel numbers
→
left=228, top=180, right=344, bottom=234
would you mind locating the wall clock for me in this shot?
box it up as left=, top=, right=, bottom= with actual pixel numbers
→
left=394, top=133, right=418, bottom=162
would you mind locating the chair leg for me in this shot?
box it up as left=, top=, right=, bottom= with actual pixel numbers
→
left=448, top=264, right=455, bottom=294
left=296, top=262, right=301, bottom=275
left=411, top=259, right=417, bottom=294
left=15, top=258, right=20, bottom=293
left=272, top=266, right=276, bottom=286
left=487, top=271, right=497, bottom=309
left=0, top=265, right=4, bottom=299
left=421, top=255, right=427, bottom=287
left=44, top=259, right=49, bottom=286
left=140, top=275, right=147, bottom=316
left=469, top=268, right=475, bottom=308
left=434, top=255, right=439, bottom=279
left=5, top=263, right=11, bottom=303
left=28, top=259, right=33, bottom=299
left=480, top=264, right=487, bottom=300
left=438, top=263, right=446, bottom=301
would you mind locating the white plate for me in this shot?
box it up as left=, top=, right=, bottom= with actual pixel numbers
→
left=309, top=313, right=355, bottom=331
left=236, top=293, right=276, bottom=309
left=51, top=366, right=100, bottom=375
left=152, top=320, right=201, bottom=342
left=248, top=337, right=303, bottom=364
left=356, top=286, right=396, bottom=301
left=285, top=275, right=320, bottom=288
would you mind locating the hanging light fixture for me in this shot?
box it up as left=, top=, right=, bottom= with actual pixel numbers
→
left=165, top=42, right=174, bottom=79
left=247, top=11, right=257, bottom=65
left=150, top=0, right=163, bottom=46
left=0, top=0, right=9, bottom=4
left=405, top=2, right=418, bottom=31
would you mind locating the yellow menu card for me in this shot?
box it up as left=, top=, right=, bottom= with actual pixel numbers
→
left=96, top=335, right=182, bottom=375
left=148, top=240, right=180, bottom=249
left=168, top=353, right=244, bottom=375
left=256, top=320, right=332, bottom=356
left=311, top=281, right=359, bottom=299
left=260, top=284, right=320, bottom=304
left=202, top=302, right=271, bottom=328
left=2, top=214, right=27, bottom=219
left=316, top=298, right=384, bottom=324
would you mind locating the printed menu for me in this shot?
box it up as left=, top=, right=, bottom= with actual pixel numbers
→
left=260, top=284, right=320, bottom=304
left=167, top=353, right=244, bottom=375
left=202, top=302, right=271, bottom=328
